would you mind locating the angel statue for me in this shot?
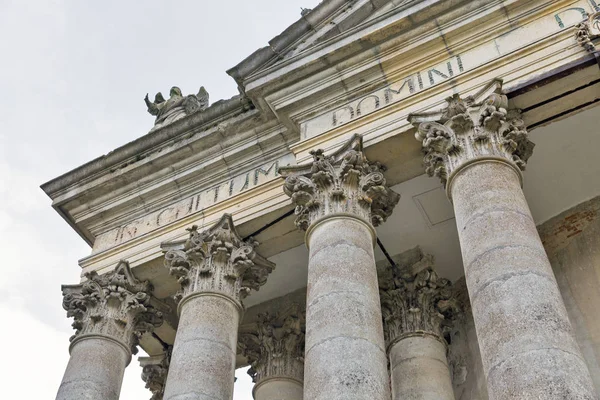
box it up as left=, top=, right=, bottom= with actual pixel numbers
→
left=144, top=86, right=209, bottom=129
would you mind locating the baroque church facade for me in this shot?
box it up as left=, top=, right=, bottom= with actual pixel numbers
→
left=43, top=1, right=600, bottom=399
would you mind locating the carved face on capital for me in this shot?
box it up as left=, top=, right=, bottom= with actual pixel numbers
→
left=169, top=86, right=182, bottom=98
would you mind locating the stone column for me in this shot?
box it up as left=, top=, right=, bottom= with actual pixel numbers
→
left=379, top=250, right=458, bottom=400
left=408, top=79, right=598, bottom=399
left=58, top=260, right=163, bottom=400
left=239, top=304, right=305, bottom=400
left=161, top=214, right=275, bottom=400
left=280, top=135, right=400, bottom=400
left=140, top=348, right=171, bottom=400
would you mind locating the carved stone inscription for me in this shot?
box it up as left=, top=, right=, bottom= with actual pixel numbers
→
left=94, top=154, right=295, bottom=252
left=302, top=1, right=594, bottom=139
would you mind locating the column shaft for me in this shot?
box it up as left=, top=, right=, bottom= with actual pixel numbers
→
left=253, top=378, right=303, bottom=400
left=304, top=216, right=390, bottom=400
left=56, top=337, right=129, bottom=400
left=389, top=335, right=454, bottom=400
left=163, top=294, right=241, bottom=400
left=451, top=161, right=596, bottom=399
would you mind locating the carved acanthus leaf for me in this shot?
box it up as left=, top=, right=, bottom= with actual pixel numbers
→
left=163, top=214, right=275, bottom=304
left=379, top=254, right=459, bottom=349
left=280, top=134, right=400, bottom=230
left=576, top=12, right=600, bottom=53
left=140, top=349, right=172, bottom=400
left=408, top=79, right=535, bottom=189
left=238, top=304, right=306, bottom=383
left=61, top=260, right=164, bottom=354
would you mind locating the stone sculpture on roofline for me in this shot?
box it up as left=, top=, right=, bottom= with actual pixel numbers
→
left=144, top=86, right=209, bottom=129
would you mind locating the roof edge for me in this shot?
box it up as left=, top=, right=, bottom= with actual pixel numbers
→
left=41, top=95, right=253, bottom=198
left=226, top=0, right=349, bottom=87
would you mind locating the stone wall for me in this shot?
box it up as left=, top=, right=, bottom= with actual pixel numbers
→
left=539, top=195, right=600, bottom=393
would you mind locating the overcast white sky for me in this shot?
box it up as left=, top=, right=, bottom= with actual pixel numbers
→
left=0, top=1, right=318, bottom=398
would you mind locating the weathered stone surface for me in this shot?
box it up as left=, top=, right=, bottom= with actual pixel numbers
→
left=163, top=213, right=275, bottom=308
left=408, top=79, right=533, bottom=198
left=538, top=195, right=600, bottom=394
left=280, top=134, right=399, bottom=231
left=140, top=350, right=171, bottom=400
left=280, top=135, right=397, bottom=400
left=163, top=293, right=241, bottom=400
left=410, top=83, right=598, bottom=399
left=389, top=335, right=455, bottom=400
left=145, top=86, right=209, bottom=129
left=252, top=378, right=303, bottom=400
left=56, top=336, right=129, bottom=400
left=162, top=214, right=275, bottom=400
left=58, top=260, right=163, bottom=400
left=238, top=304, right=305, bottom=384
left=576, top=11, right=600, bottom=53
left=379, top=249, right=459, bottom=400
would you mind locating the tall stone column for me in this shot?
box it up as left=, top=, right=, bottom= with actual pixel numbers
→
left=58, top=260, right=163, bottom=400
left=280, top=135, right=400, bottom=400
left=379, top=250, right=458, bottom=400
left=140, top=348, right=171, bottom=400
left=239, top=304, right=305, bottom=400
left=162, top=214, right=275, bottom=400
left=408, top=79, right=598, bottom=399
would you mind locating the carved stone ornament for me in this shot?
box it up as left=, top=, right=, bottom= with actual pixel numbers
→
left=379, top=253, right=459, bottom=350
left=144, top=86, right=209, bottom=129
left=163, top=214, right=275, bottom=306
left=576, top=11, right=600, bottom=53
left=407, top=79, right=534, bottom=194
left=279, top=134, right=400, bottom=231
left=238, top=304, right=305, bottom=384
left=140, top=349, right=172, bottom=400
left=61, top=260, right=164, bottom=354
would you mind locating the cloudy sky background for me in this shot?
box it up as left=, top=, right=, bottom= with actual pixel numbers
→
left=0, top=1, right=318, bottom=398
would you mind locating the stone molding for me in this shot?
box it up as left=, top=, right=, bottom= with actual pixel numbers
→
left=408, top=79, right=534, bottom=198
left=61, top=260, right=163, bottom=355
left=238, top=304, right=305, bottom=384
left=576, top=11, right=600, bottom=53
left=140, top=349, right=172, bottom=400
left=279, top=134, right=400, bottom=231
left=163, top=214, right=275, bottom=308
left=379, top=255, right=459, bottom=351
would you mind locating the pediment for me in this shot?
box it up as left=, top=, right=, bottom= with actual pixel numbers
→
left=227, top=0, right=416, bottom=89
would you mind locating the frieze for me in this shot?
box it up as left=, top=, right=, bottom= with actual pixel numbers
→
left=301, top=1, right=596, bottom=140
left=94, top=154, right=295, bottom=252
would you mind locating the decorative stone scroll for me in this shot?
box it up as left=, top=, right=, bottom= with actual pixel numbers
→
left=238, top=304, right=306, bottom=384
left=163, top=214, right=275, bottom=306
left=140, top=349, right=172, bottom=400
left=379, top=253, right=459, bottom=349
left=61, top=260, right=164, bottom=354
left=408, top=79, right=534, bottom=194
left=279, top=134, right=400, bottom=230
left=576, top=11, right=600, bottom=53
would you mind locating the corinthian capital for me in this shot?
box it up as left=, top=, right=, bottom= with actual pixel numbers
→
left=408, top=79, right=534, bottom=193
left=576, top=11, right=600, bottom=53
left=140, top=349, right=171, bottom=400
left=61, top=260, right=164, bottom=354
left=379, top=252, right=459, bottom=349
left=238, top=304, right=305, bottom=384
left=279, top=134, right=400, bottom=231
left=163, top=214, right=275, bottom=306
